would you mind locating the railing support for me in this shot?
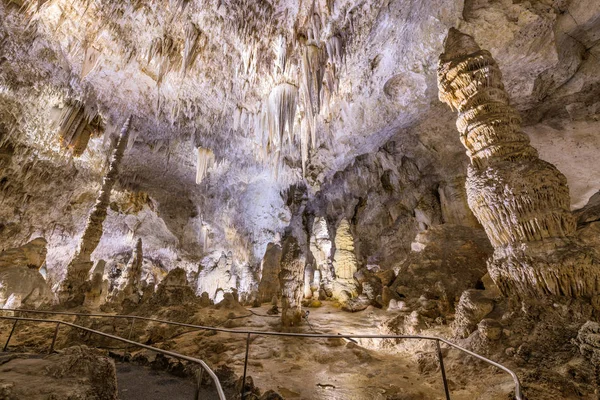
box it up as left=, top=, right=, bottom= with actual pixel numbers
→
left=194, top=367, right=205, bottom=400
left=241, top=332, right=251, bottom=400
left=3, top=319, right=18, bottom=351
left=49, top=322, right=60, bottom=354
left=125, top=317, right=135, bottom=354
left=436, top=339, right=451, bottom=400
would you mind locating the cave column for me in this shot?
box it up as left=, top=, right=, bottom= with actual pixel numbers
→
left=437, top=28, right=600, bottom=298
left=279, top=235, right=305, bottom=327
left=58, top=116, right=132, bottom=305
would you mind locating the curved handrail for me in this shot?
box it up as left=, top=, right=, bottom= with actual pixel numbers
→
left=0, top=315, right=226, bottom=400
left=0, top=308, right=523, bottom=399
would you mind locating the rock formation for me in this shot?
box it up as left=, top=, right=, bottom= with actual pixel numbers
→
left=109, top=238, right=143, bottom=304
left=257, top=242, right=282, bottom=303
left=151, top=267, right=197, bottom=306
left=196, top=251, right=238, bottom=301
left=0, top=346, right=118, bottom=399
left=309, top=217, right=334, bottom=285
left=278, top=235, right=305, bottom=327
left=57, top=101, right=103, bottom=157
left=437, top=28, right=600, bottom=298
left=331, top=218, right=359, bottom=303
left=84, top=260, right=109, bottom=309
left=0, top=238, right=53, bottom=308
left=58, top=116, right=132, bottom=305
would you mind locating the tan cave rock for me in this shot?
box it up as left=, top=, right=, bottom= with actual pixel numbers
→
left=0, top=238, right=53, bottom=308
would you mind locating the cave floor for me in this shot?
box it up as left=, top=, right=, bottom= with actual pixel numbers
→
left=161, top=303, right=515, bottom=400
left=0, top=303, right=516, bottom=399
left=115, top=361, right=223, bottom=400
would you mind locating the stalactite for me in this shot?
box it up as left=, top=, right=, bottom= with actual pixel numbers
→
left=58, top=116, right=133, bottom=305
left=267, top=82, right=298, bottom=153
left=147, top=35, right=176, bottom=85
left=196, top=147, right=215, bottom=184
left=437, top=28, right=600, bottom=299
left=273, top=35, right=288, bottom=75
left=181, top=22, right=200, bottom=77
left=57, top=101, right=103, bottom=157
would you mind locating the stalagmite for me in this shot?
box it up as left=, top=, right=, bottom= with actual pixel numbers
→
left=57, top=102, right=103, bottom=157
left=110, top=238, right=144, bottom=304
left=437, top=28, right=600, bottom=298
left=196, top=147, right=215, bottom=184
left=279, top=235, right=305, bottom=327
left=333, top=218, right=358, bottom=280
left=309, top=217, right=335, bottom=286
left=58, top=116, right=133, bottom=305
left=84, top=260, right=108, bottom=309
left=257, top=242, right=282, bottom=303
left=331, top=218, right=359, bottom=303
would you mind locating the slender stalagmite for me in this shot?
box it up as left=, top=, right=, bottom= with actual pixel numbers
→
left=437, top=29, right=600, bottom=298
left=59, top=116, right=133, bottom=305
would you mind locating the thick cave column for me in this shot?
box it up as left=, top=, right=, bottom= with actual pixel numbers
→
left=279, top=235, right=305, bottom=327
left=437, top=28, right=600, bottom=298
left=58, top=116, right=132, bottom=305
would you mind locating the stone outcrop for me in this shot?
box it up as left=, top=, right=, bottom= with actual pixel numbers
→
left=391, top=224, right=492, bottom=314
left=437, top=28, right=600, bottom=298
left=0, top=238, right=53, bottom=308
left=0, top=237, right=48, bottom=270
left=577, top=321, right=600, bottom=367
left=257, top=242, right=282, bottom=303
left=150, top=267, right=197, bottom=306
left=59, top=116, right=132, bottom=305
left=0, top=346, right=117, bottom=399
left=278, top=235, right=305, bottom=327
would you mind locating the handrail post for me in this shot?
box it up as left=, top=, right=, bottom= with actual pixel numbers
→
left=49, top=322, right=60, bottom=354
left=194, top=367, right=205, bottom=400
left=436, top=339, right=451, bottom=400
left=125, top=317, right=136, bottom=354
left=3, top=319, right=18, bottom=351
left=241, top=332, right=251, bottom=400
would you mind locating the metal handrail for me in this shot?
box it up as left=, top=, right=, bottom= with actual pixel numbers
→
left=0, top=315, right=226, bottom=400
left=0, top=308, right=523, bottom=400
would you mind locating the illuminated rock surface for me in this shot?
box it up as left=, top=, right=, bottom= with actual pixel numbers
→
left=0, top=0, right=599, bottom=398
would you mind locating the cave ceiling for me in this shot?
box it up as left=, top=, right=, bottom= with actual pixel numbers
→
left=1, top=0, right=599, bottom=269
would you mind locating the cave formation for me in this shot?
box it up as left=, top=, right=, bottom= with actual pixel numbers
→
left=1, top=1, right=600, bottom=399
